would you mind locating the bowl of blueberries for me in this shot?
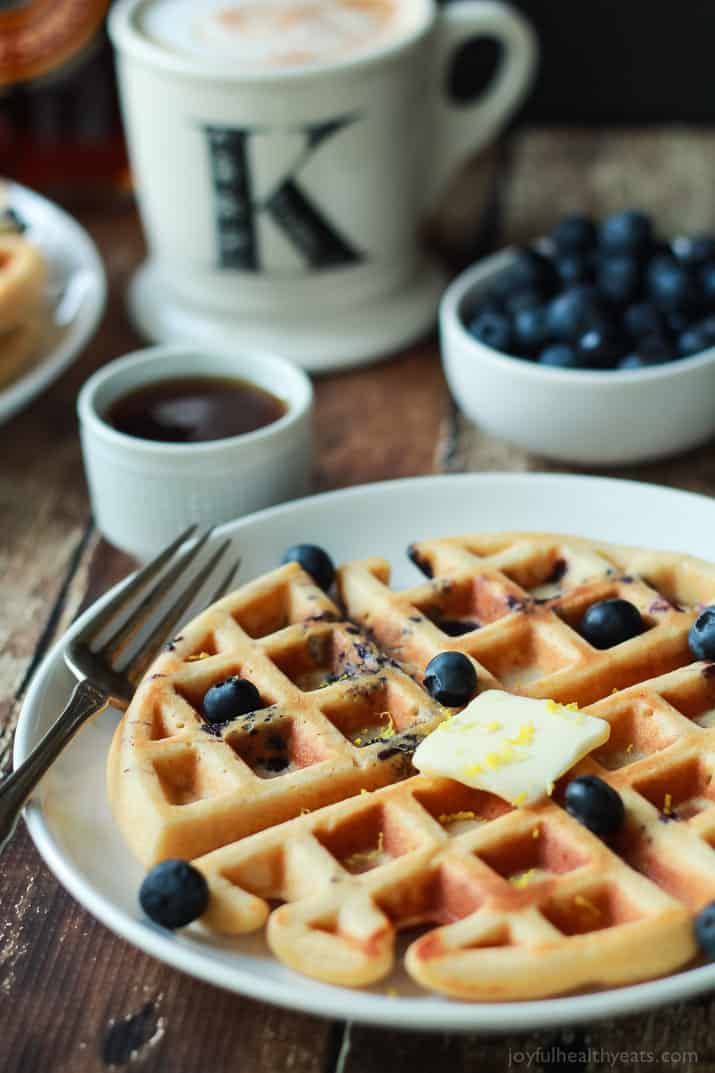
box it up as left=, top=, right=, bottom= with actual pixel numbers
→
left=440, top=210, right=715, bottom=465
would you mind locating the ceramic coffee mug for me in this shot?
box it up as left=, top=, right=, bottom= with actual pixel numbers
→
left=109, top=0, right=537, bottom=371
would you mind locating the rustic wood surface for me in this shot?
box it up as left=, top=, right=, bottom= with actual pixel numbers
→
left=2, top=127, right=715, bottom=1073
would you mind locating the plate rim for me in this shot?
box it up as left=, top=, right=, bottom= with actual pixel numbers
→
left=16, top=471, right=715, bottom=1032
left=0, top=180, right=107, bottom=424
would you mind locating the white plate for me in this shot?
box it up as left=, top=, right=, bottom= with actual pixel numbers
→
left=0, top=181, right=106, bottom=425
left=15, top=473, right=715, bottom=1032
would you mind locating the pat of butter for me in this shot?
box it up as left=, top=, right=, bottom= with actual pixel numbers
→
left=412, top=690, right=610, bottom=806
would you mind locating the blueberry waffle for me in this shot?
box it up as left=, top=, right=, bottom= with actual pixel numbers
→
left=110, top=533, right=715, bottom=999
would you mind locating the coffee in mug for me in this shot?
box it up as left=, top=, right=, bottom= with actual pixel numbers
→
left=110, top=0, right=537, bottom=371
left=141, top=0, right=417, bottom=70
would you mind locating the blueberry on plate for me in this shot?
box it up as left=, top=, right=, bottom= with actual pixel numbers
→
left=599, top=209, right=653, bottom=254
left=597, top=254, right=643, bottom=306
left=538, top=343, right=588, bottom=369
left=672, top=235, right=715, bottom=267
left=576, top=322, right=626, bottom=369
left=203, top=676, right=262, bottom=724
left=694, top=902, right=715, bottom=960
left=546, top=285, right=601, bottom=340
left=468, top=309, right=513, bottom=352
left=688, top=606, right=715, bottom=660
left=647, top=255, right=699, bottom=313
left=423, top=652, right=477, bottom=707
left=623, top=301, right=664, bottom=340
left=580, top=598, right=643, bottom=648
left=139, top=860, right=209, bottom=929
left=564, top=775, right=625, bottom=836
left=513, top=305, right=551, bottom=352
left=282, top=543, right=335, bottom=590
left=507, top=247, right=561, bottom=298
left=552, top=214, right=597, bottom=254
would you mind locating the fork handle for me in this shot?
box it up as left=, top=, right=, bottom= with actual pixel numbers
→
left=0, top=679, right=110, bottom=857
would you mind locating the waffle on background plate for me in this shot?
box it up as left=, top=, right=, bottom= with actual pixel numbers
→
left=108, top=532, right=715, bottom=1000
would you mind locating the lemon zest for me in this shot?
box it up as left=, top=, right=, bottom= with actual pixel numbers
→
left=511, top=868, right=535, bottom=889
left=663, top=792, right=673, bottom=816
left=438, top=810, right=476, bottom=824
left=509, top=721, right=535, bottom=747
left=463, top=762, right=484, bottom=776
left=574, top=894, right=600, bottom=916
left=187, top=651, right=212, bottom=662
left=512, top=791, right=528, bottom=806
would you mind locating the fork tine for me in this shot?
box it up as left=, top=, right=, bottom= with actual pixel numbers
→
left=124, top=538, right=232, bottom=686
left=208, top=557, right=241, bottom=604
left=99, top=528, right=214, bottom=664
left=74, top=525, right=197, bottom=646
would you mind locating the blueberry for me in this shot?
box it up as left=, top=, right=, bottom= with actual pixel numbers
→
left=666, top=311, right=692, bottom=337
left=203, top=676, right=262, bottom=724
left=694, top=902, right=715, bottom=960
left=423, top=652, right=477, bottom=707
left=507, top=248, right=561, bottom=298
left=599, top=210, right=654, bottom=254
left=468, top=309, right=513, bottom=352
left=564, top=775, right=625, bottom=836
left=636, top=333, right=674, bottom=364
left=503, top=288, right=544, bottom=316
left=672, top=235, right=715, bottom=267
left=513, top=305, right=551, bottom=352
left=547, top=286, right=601, bottom=340
left=678, top=326, right=711, bottom=358
left=623, top=301, right=664, bottom=339
left=538, top=343, right=588, bottom=369
left=618, top=336, right=672, bottom=369
left=580, top=598, right=643, bottom=648
left=688, top=606, right=715, bottom=660
left=576, top=323, right=626, bottom=369
left=555, top=251, right=594, bottom=286
left=618, top=354, right=651, bottom=371
left=597, top=254, right=643, bottom=306
left=700, top=262, right=715, bottom=305
left=552, top=214, right=597, bottom=254
left=139, top=860, right=209, bottom=929
left=282, top=543, right=335, bottom=590
left=647, top=255, right=699, bottom=313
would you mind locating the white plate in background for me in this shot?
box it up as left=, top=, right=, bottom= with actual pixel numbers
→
left=0, top=181, right=106, bottom=425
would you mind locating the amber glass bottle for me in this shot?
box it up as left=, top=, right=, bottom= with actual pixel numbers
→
left=0, top=1, right=127, bottom=196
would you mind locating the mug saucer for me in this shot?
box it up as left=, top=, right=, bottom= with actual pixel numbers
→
left=127, top=258, right=445, bottom=374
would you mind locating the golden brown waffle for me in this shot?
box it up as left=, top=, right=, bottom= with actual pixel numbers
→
left=108, top=561, right=446, bottom=865
left=110, top=531, right=715, bottom=999
left=195, top=660, right=715, bottom=999
left=337, top=532, right=715, bottom=706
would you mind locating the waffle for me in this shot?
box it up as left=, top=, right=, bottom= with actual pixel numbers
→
left=110, top=532, right=715, bottom=1000
left=108, top=561, right=446, bottom=865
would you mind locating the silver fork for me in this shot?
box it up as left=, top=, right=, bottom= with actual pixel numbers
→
left=0, top=526, right=240, bottom=856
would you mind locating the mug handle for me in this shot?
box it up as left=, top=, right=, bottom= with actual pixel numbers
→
left=423, top=1, right=538, bottom=209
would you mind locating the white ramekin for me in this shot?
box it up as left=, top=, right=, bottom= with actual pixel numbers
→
left=440, top=248, right=715, bottom=466
left=78, top=344, right=313, bottom=559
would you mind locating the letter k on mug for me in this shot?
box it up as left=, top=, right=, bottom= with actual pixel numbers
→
left=110, top=0, right=537, bottom=370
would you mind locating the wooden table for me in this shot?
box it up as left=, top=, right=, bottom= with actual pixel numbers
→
left=2, top=127, right=715, bottom=1073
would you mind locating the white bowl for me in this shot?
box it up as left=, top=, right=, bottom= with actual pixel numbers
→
left=78, top=344, right=313, bottom=559
left=440, top=248, right=715, bottom=466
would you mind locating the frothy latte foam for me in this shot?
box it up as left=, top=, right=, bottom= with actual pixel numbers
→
left=139, top=0, right=424, bottom=70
